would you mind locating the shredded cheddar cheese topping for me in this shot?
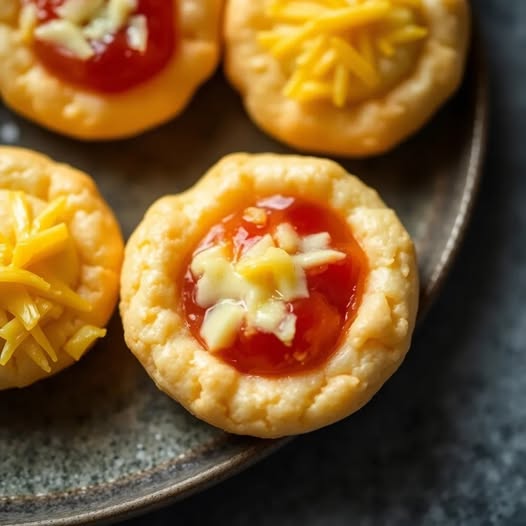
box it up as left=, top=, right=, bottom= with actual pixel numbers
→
left=190, top=211, right=346, bottom=353
left=257, top=0, right=428, bottom=107
left=20, top=0, right=148, bottom=59
left=0, top=190, right=106, bottom=372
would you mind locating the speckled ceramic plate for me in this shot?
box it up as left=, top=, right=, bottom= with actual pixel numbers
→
left=0, top=37, right=487, bottom=525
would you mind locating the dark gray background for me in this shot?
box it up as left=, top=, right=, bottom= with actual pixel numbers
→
left=126, top=1, right=526, bottom=524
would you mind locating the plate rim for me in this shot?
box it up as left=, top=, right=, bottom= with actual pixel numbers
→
left=417, top=32, right=489, bottom=316
left=2, top=32, right=489, bottom=526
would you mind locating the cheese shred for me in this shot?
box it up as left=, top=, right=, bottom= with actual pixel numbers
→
left=258, top=0, right=428, bottom=106
left=0, top=191, right=106, bottom=372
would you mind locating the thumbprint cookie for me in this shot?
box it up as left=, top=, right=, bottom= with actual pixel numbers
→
left=0, top=0, right=223, bottom=139
left=225, top=0, right=469, bottom=157
left=0, top=147, right=123, bottom=389
left=120, top=153, right=419, bottom=437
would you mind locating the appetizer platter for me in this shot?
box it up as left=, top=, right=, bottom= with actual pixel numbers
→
left=0, top=0, right=486, bottom=523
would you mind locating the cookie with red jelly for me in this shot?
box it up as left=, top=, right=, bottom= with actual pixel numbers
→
left=120, top=153, right=419, bottom=437
left=0, top=0, right=222, bottom=139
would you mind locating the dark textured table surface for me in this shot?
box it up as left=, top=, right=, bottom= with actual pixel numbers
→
left=126, top=1, right=526, bottom=524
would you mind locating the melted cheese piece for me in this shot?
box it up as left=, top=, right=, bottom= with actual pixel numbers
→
left=0, top=191, right=105, bottom=372
left=191, top=220, right=346, bottom=353
left=56, top=0, right=105, bottom=24
left=200, top=301, right=245, bottom=351
left=257, top=0, right=428, bottom=107
left=126, top=15, right=149, bottom=53
left=23, top=0, right=149, bottom=59
left=243, top=206, right=268, bottom=226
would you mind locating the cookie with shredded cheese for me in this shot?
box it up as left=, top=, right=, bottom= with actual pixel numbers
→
left=0, top=0, right=223, bottom=140
left=120, top=153, right=419, bottom=438
left=0, top=147, right=123, bottom=389
left=225, top=0, right=470, bottom=157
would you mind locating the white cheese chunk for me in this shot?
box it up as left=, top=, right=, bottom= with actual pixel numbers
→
left=82, top=18, right=111, bottom=41
left=243, top=207, right=267, bottom=226
left=294, top=249, right=346, bottom=269
left=127, top=14, right=148, bottom=53
left=190, top=245, right=227, bottom=276
left=191, top=246, right=245, bottom=308
left=249, top=300, right=286, bottom=333
left=248, top=300, right=297, bottom=345
left=241, top=234, right=275, bottom=259
left=276, top=311, right=297, bottom=345
left=274, top=222, right=300, bottom=254
left=195, top=268, right=244, bottom=309
left=201, top=301, right=245, bottom=352
left=56, top=0, right=104, bottom=25
left=83, top=0, right=137, bottom=41
left=35, top=20, right=94, bottom=60
left=301, top=232, right=331, bottom=252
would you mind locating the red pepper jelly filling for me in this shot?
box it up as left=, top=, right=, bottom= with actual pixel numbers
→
left=24, top=0, right=176, bottom=93
left=182, top=195, right=368, bottom=377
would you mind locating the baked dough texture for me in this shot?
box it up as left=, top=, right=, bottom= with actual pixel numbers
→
left=0, top=1, right=223, bottom=140
left=120, top=153, right=419, bottom=437
left=225, top=0, right=470, bottom=157
left=0, top=147, right=123, bottom=389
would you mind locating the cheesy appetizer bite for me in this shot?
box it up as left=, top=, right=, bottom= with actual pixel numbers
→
left=0, top=147, right=123, bottom=389
left=120, top=154, right=419, bottom=437
left=225, top=0, right=470, bottom=157
left=0, top=0, right=223, bottom=139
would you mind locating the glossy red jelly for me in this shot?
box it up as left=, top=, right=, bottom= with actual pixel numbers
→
left=182, top=195, right=368, bottom=377
left=26, top=0, right=176, bottom=93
